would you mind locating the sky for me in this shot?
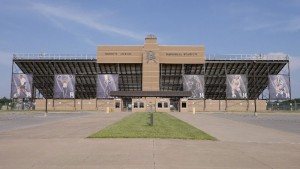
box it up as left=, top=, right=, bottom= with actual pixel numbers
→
left=1, top=0, right=300, bottom=98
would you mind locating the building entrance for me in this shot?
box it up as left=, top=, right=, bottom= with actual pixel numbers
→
left=122, top=98, right=132, bottom=112
left=170, top=98, right=180, bottom=112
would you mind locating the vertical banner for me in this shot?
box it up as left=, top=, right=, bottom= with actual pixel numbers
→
left=54, top=74, right=76, bottom=99
left=97, top=74, right=119, bottom=98
left=268, top=75, right=290, bottom=100
left=226, top=74, right=248, bottom=99
left=183, top=75, right=205, bottom=99
left=11, top=74, right=33, bottom=98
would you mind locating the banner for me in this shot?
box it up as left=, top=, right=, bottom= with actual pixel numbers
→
left=269, top=75, right=290, bottom=100
left=53, top=74, right=76, bottom=99
left=97, top=74, right=119, bottom=98
left=183, top=75, right=205, bottom=99
left=226, top=74, right=248, bottom=99
left=11, top=74, right=33, bottom=99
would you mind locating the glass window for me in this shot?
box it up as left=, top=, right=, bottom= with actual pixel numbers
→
left=164, top=102, right=168, bottom=108
left=182, top=102, right=187, bottom=108
left=115, top=102, right=120, bottom=108
left=134, top=102, right=138, bottom=108
left=158, top=102, right=162, bottom=108
left=139, top=102, right=144, bottom=108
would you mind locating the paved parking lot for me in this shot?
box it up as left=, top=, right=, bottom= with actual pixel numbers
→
left=211, top=112, right=300, bottom=135
left=0, top=112, right=89, bottom=132
left=0, top=111, right=300, bottom=169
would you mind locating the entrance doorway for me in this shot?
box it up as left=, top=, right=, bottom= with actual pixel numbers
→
left=122, top=98, right=132, bottom=112
left=170, top=98, right=180, bottom=112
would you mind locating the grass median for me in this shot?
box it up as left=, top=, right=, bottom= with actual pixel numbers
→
left=89, top=112, right=216, bottom=140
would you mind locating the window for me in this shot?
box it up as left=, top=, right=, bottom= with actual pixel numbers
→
left=134, top=102, right=138, bottom=108
left=115, top=102, right=120, bottom=108
left=164, top=102, right=168, bottom=108
left=158, top=102, right=162, bottom=108
left=182, top=102, right=187, bottom=108
left=139, top=102, right=144, bottom=108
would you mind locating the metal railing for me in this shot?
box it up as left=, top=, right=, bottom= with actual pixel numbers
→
left=206, top=54, right=289, bottom=61
left=12, top=53, right=290, bottom=61
left=12, top=53, right=96, bottom=60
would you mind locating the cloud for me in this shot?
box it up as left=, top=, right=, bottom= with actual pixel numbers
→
left=31, top=3, right=144, bottom=40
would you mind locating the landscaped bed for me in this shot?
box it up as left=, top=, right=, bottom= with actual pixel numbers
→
left=89, top=112, right=216, bottom=140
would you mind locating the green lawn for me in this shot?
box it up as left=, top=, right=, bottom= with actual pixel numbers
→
left=89, top=112, right=216, bottom=140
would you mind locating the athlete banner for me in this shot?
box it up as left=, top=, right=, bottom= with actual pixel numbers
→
left=268, top=75, right=290, bottom=100
left=11, top=74, right=33, bottom=99
left=53, top=74, right=76, bottom=99
left=226, top=74, right=248, bottom=99
left=183, top=75, right=205, bottom=99
left=97, top=74, right=119, bottom=98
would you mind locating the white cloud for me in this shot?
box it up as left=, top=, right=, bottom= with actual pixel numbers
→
left=31, top=3, right=144, bottom=40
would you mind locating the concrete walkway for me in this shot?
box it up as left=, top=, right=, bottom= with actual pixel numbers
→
left=0, top=112, right=300, bottom=169
left=171, top=112, right=300, bottom=144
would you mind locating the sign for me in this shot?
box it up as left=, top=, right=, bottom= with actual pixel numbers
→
left=269, top=75, right=290, bottom=100
left=53, top=74, right=76, bottom=99
left=97, top=74, right=119, bottom=98
left=11, top=74, right=33, bottom=99
left=226, top=75, right=248, bottom=99
left=183, top=75, right=205, bottom=99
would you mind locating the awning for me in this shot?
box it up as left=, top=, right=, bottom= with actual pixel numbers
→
left=110, top=91, right=192, bottom=97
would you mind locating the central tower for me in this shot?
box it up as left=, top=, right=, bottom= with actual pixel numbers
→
left=142, top=34, right=160, bottom=91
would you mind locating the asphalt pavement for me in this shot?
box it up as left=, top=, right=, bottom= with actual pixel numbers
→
left=0, top=111, right=300, bottom=169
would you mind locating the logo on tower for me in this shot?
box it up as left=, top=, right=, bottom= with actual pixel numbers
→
left=146, top=51, right=157, bottom=63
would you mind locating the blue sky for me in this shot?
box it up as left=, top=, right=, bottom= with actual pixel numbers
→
left=1, top=0, right=300, bottom=98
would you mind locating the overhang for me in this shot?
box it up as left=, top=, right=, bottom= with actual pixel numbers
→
left=110, top=91, right=192, bottom=97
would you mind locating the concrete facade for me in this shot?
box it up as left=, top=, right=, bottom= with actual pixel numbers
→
left=35, top=98, right=266, bottom=112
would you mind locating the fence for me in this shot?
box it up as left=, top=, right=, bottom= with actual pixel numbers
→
left=267, top=102, right=300, bottom=111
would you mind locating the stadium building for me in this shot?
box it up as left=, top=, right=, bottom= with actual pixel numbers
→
left=11, top=35, right=291, bottom=112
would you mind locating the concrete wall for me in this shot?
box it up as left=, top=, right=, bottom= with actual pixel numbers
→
left=97, top=99, right=121, bottom=113
left=35, top=99, right=121, bottom=112
left=132, top=98, right=147, bottom=112
left=179, top=99, right=266, bottom=112
left=203, top=100, right=221, bottom=112
left=155, top=98, right=170, bottom=113
left=226, top=100, right=249, bottom=111
left=131, top=97, right=170, bottom=113
left=180, top=98, right=189, bottom=113
left=187, top=100, right=204, bottom=112
left=53, top=99, right=75, bottom=111
left=35, top=99, right=266, bottom=112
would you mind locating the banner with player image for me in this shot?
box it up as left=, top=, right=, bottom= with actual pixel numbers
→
left=97, top=74, right=119, bottom=98
left=183, top=75, right=205, bottom=99
left=226, top=74, right=248, bottom=99
left=53, top=74, right=76, bottom=99
left=11, top=74, right=33, bottom=99
left=268, top=75, right=290, bottom=100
